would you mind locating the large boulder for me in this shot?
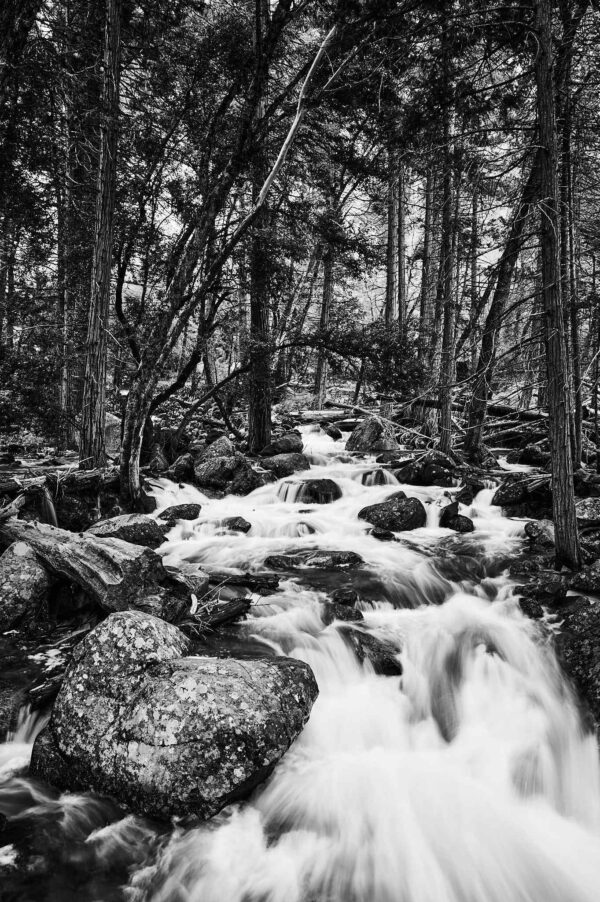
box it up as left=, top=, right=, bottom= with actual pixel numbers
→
left=394, top=450, right=457, bottom=488
left=194, top=454, right=244, bottom=490
left=358, top=492, right=427, bottom=532
left=198, top=435, right=236, bottom=461
left=260, top=432, right=303, bottom=456
left=30, top=612, right=318, bottom=821
left=261, top=452, right=311, bottom=478
left=265, top=550, right=363, bottom=571
left=87, top=513, right=165, bottom=549
left=166, top=453, right=195, bottom=482
left=0, top=542, right=51, bottom=632
left=491, top=474, right=552, bottom=517
left=346, top=416, right=399, bottom=453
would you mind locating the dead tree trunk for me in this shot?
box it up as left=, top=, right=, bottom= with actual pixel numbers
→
left=534, top=0, right=581, bottom=570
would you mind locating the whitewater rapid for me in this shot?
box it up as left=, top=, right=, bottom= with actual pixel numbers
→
left=2, top=425, right=600, bottom=902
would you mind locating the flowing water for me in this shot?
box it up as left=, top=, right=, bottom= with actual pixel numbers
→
left=2, top=426, right=600, bottom=901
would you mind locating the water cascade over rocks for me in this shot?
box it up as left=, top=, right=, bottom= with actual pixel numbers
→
left=2, top=425, right=600, bottom=900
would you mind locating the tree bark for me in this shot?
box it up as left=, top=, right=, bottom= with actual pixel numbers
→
left=464, top=155, right=540, bottom=453
left=437, top=2, right=455, bottom=455
left=247, top=0, right=272, bottom=453
left=534, top=0, right=581, bottom=570
left=80, top=0, right=122, bottom=469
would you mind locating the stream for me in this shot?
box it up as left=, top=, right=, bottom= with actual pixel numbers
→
left=2, top=425, right=600, bottom=901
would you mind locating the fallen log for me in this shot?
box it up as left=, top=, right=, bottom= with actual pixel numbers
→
left=0, top=518, right=184, bottom=618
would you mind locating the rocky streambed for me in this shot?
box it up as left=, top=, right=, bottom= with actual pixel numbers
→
left=2, top=420, right=600, bottom=901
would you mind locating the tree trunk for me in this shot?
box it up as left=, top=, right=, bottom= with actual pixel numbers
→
left=418, top=168, right=435, bottom=363
left=80, top=0, right=122, bottom=469
left=464, top=155, right=540, bottom=453
left=385, top=152, right=399, bottom=327
left=398, top=163, right=407, bottom=337
left=534, top=0, right=580, bottom=570
left=313, top=243, right=334, bottom=409
left=247, top=0, right=272, bottom=453
left=437, top=3, right=455, bottom=455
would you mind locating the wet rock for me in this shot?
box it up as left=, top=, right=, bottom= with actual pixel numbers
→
left=394, top=450, right=457, bottom=488
left=260, top=452, right=311, bottom=478
left=324, top=424, right=343, bottom=441
left=0, top=542, right=51, bottom=632
left=31, top=611, right=318, bottom=821
left=491, top=474, right=552, bottom=518
left=330, top=587, right=361, bottom=607
left=346, top=416, right=399, bottom=453
left=321, top=602, right=364, bottom=626
left=575, top=497, right=600, bottom=527
left=358, top=492, right=427, bottom=532
left=361, top=469, right=389, bottom=486
left=524, top=519, right=555, bottom=548
left=554, top=597, right=600, bottom=723
left=230, top=462, right=274, bottom=495
left=338, top=626, right=403, bottom=676
left=439, top=502, right=475, bottom=533
left=265, top=550, right=363, bottom=571
left=198, top=435, right=236, bottom=461
left=455, top=485, right=475, bottom=505
left=158, top=503, right=202, bottom=527
left=166, top=453, right=195, bottom=482
left=260, top=432, right=303, bottom=456
left=518, top=597, right=544, bottom=620
left=222, top=517, right=251, bottom=533
left=87, top=514, right=165, bottom=549
left=294, top=478, right=342, bottom=504
left=194, top=454, right=245, bottom=490
left=371, top=527, right=396, bottom=541
left=506, top=444, right=550, bottom=467
left=0, top=682, right=28, bottom=741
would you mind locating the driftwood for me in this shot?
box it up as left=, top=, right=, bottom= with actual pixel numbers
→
left=0, top=518, right=174, bottom=616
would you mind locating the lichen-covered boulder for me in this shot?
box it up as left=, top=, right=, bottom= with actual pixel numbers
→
left=260, top=452, right=311, bottom=478
left=198, top=435, right=236, bottom=461
left=576, top=497, right=600, bottom=527
left=31, top=611, right=318, bottom=821
left=260, top=432, right=303, bottom=456
left=346, top=416, right=399, bottom=453
left=86, top=513, right=166, bottom=549
left=358, top=492, right=427, bottom=532
left=194, top=454, right=244, bottom=490
left=0, top=542, right=51, bottom=632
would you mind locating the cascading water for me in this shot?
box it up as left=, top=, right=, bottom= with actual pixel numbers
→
left=1, top=425, right=600, bottom=901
